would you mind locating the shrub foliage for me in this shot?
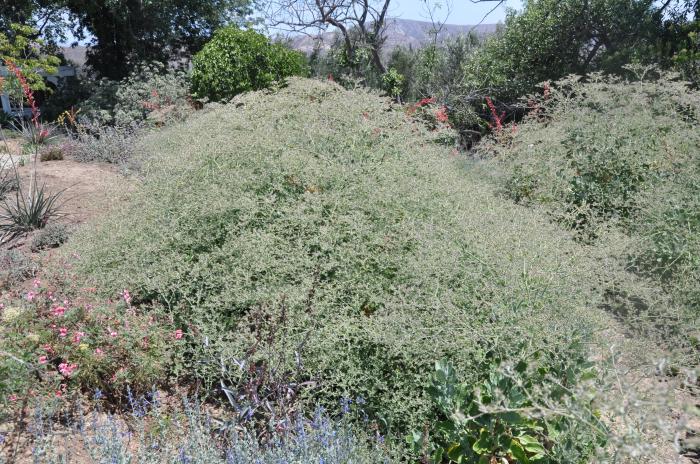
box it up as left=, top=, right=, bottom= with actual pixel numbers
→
left=478, top=72, right=700, bottom=366
left=69, top=79, right=623, bottom=456
left=191, top=27, right=308, bottom=102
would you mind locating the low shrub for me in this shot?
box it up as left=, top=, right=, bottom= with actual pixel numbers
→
left=0, top=249, right=35, bottom=289
left=191, top=27, right=308, bottom=102
left=68, top=78, right=620, bottom=456
left=31, top=223, right=71, bottom=251
left=5, top=399, right=389, bottom=463
left=71, top=121, right=140, bottom=165
left=80, top=63, right=194, bottom=127
left=39, top=145, right=64, bottom=162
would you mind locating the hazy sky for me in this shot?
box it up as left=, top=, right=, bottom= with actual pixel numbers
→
left=390, top=0, right=522, bottom=24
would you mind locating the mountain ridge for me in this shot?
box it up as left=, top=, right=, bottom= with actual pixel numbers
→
left=290, top=18, right=500, bottom=55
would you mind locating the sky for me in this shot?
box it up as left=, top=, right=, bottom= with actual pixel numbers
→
left=389, top=0, right=522, bottom=25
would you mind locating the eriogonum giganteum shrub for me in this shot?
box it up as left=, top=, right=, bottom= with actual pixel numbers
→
left=0, top=270, right=182, bottom=403
left=68, top=78, right=623, bottom=448
left=191, top=27, right=308, bottom=102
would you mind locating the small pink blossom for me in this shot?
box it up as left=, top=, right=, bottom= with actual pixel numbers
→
left=121, top=289, right=132, bottom=305
left=72, top=331, right=85, bottom=344
left=58, top=327, right=68, bottom=337
left=94, top=348, right=103, bottom=356
left=43, top=344, right=54, bottom=354
left=109, top=329, right=118, bottom=337
left=58, top=362, right=78, bottom=377
left=173, top=329, right=184, bottom=340
left=33, top=279, right=41, bottom=288
left=38, top=355, right=47, bottom=364
left=9, top=394, right=17, bottom=402
left=52, top=306, right=66, bottom=317
left=26, top=291, right=36, bottom=302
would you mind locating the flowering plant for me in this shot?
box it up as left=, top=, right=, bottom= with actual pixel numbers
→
left=407, top=97, right=452, bottom=133
left=0, top=268, right=181, bottom=404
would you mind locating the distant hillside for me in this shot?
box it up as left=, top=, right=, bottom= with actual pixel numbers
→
left=60, top=19, right=499, bottom=72
left=290, top=18, right=499, bottom=55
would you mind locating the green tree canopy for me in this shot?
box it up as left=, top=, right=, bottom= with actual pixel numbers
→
left=463, top=0, right=663, bottom=100
left=2, top=0, right=255, bottom=79
left=65, top=0, right=254, bottom=79
left=1, top=23, right=60, bottom=96
left=191, top=27, right=308, bottom=102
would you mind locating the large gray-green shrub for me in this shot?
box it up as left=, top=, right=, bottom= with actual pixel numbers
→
left=68, top=78, right=623, bottom=451
left=478, top=72, right=700, bottom=366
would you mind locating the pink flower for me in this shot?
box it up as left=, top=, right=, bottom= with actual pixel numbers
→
left=33, top=279, right=41, bottom=288
left=58, top=327, right=68, bottom=337
left=94, top=348, right=103, bottom=356
left=121, top=289, right=132, bottom=305
left=72, top=331, right=85, bottom=344
left=26, top=291, right=36, bottom=302
left=109, top=329, right=118, bottom=337
left=58, top=362, right=78, bottom=377
left=52, top=306, right=66, bottom=317
left=38, top=355, right=47, bottom=364
left=173, top=329, right=184, bottom=340
left=43, top=344, right=54, bottom=354
left=9, top=394, right=17, bottom=402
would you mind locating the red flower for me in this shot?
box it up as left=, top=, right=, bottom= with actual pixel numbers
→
left=416, top=97, right=436, bottom=107
left=485, top=97, right=504, bottom=132
left=435, top=106, right=449, bottom=123
left=4, top=60, right=40, bottom=126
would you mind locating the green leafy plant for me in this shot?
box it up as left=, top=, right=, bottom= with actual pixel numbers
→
left=191, top=27, right=308, bottom=102
left=409, top=350, right=606, bottom=463
left=382, top=67, right=405, bottom=102
left=0, top=23, right=60, bottom=95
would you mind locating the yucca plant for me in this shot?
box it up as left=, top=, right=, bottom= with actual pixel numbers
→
left=12, top=118, right=57, bottom=146
left=0, top=180, right=64, bottom=243
left=0, top=61, right=65, bottom=244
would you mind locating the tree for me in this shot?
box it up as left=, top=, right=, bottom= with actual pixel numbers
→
left=264, top=0, right=391, bottom=74
left=0, top=0, right=72, bottom=46
left=461, top=0, right=663, bottom=100
left=63, top=0, right=254, bottom=79
left=1, top=23, right=60, bottom=96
